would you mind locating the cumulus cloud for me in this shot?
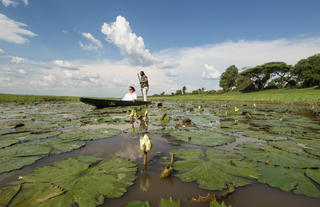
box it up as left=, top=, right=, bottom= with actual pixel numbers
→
left=201, top=64, right=220, bottom=79
left=0, top=48, right=6, bottom=56
left=79, top=32, right=103, bottom=51
left=101, top=16, right=157, bottom=66
left=0, top=13, right=37, bottom=44
left=10, top=56, right=27, bottom=63
left=52, top=60, right=79, bottom=70
left=1, top=36, right=320, bottom=96
left=1, top=0, right=28, bottom=7
left=1, top=0, right=17, bottom=7
left=21, top=0, right=27, bottom=6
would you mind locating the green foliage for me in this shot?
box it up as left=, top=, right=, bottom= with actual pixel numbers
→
left=182, top=86, right=187, bottom=94
left=58, top=128, right=121, bottom=141
left=10, top=156, right=137, bottom=207
left=210, top=199, right=231, bottom=207
left=169, top=129, right=235, bottom=146
left=0, top=185, right=20, bottom=206
left=292, top=54, right=320, bottom=87
left=257, top=164, right=320, bottom=197
left=175, top=90, right=182, bottom=95
left=159, top=197, right=180, bottom=207
left=170, top=148, right=259, bottom=191
left=219, top=65, right=238, bottom=91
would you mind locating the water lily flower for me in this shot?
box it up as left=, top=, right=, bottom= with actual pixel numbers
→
left=140, top=134, right=152, bottom=153
left=234, top=107, right=239, bottom=112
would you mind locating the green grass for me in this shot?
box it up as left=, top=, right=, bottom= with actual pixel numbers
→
left=0, top=94, right=81, bottom=103
left=150, top=87, right=320, bottom=105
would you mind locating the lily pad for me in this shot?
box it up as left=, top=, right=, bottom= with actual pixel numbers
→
left=170, top=148, right=259, bottom=191
left=257, top=164, right=320, bottom=197
left=306, top=169, right=320, bottom=184
left=169, top=129, right=235, bottom=146
left=238, top=142, right=320, bottom=168
left=9, top=183, right=64, bottom=207
left=159, top=197, right=180, bottom=207
left=12, top=156, right=137, bottom=207
left=0, top=156, right=43, bottom=174
left=59, top=128, right=121, bottom=141
left=240, top=130, right=287, bottom=141
left=0, top=185, right=20, bottom=207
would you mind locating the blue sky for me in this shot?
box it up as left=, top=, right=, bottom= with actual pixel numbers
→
left=0, top=0, right=320, bottom=97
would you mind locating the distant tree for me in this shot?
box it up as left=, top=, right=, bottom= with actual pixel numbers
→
left=160, top=91, right=165, bottom=96
left=175, top=89, right=182, bottom=95
left=263, top=62, right=292, bottom=88
left=292, top=54, right=320, bottom=87
left=219, top=65, right=239, bottom=91
left=182, top=86, right=187, bottom=94
left=171, top=92, right=175, bottom=96
left=191, top=90, right=199, bottom=94
left=236, top=75, right=255, bottom=92
left=206, top=89, right=216, bottom=94
left=201, top=87, right=205, bottom=92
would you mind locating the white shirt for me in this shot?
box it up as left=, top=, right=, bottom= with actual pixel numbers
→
left=122, top=93, right=137, bottom=101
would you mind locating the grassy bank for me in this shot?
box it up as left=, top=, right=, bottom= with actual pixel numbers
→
left=150, top=87, right=320, bottom=104
left=0, top=93, right=80, bottom=103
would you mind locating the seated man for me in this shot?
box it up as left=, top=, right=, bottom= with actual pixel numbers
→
left=122, top=86, right=137, bottom=101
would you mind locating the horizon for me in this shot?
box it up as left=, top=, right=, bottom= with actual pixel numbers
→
left=1, top=0, right=320, bottom=97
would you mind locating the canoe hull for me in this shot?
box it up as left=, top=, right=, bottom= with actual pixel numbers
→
left=80, top=98, right=151, bottom=108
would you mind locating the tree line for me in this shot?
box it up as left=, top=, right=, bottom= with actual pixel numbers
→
left=219, top=53, right=320, bottom=92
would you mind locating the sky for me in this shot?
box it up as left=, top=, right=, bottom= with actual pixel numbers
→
left=0, top=0, right=320, bottom=97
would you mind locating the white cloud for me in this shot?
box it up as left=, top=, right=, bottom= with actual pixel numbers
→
left=21, top=0, right=27, bottom=6
left=79, top=32, right=103, bottom=51
left=10, top=56, right=27, bottom=63
left=101, top=16, right=157, bottom=66
left=0, top=13, right=37, bottom=44
left=1, top=0, right=28, bottom=7
left=1, top=0, right=17, bottom=7
left=201, top=64, right=220, bottom=79
left=1, top=36, right=320, bottom=96
left=52, top=60, right=79, bottom=70
left=18, top=69, right=26, bottom=74
left=202, top=65, right=220, bottom=80
left=0, top=48, right=6, bottom=56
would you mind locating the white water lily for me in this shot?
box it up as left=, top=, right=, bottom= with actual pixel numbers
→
left=140, top=134, right=152, bottom=152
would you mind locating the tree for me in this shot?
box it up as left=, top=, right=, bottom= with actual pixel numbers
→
left=292, top=54, right=320, bottom=87
left=160, top=91, right=165, bottom=96
left=182, top=86, right=187, bottom=94
left=175, top=89, right=182, bottom=95
left=219, top=65, right=239, bottom=91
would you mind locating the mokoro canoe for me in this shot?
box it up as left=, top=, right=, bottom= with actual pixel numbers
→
left=80, top=98, right=151, bottom=108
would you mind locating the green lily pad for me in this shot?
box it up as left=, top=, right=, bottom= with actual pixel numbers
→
left=240, top=130, right=287, bottom=141
left=0, top=156, right=43, bottom=174
left=9, top=183, right=64, bottom=207
left=126, top=201, right=151, bottom=207
left=238, top=142, right=320, bottom=168
left=59, top=128, right=121, bottom=141
left=170, top=148, right=259, bottom=191
left=210, top=199, right=231, bottom=207
left=268, top=140, right=315, bottom=157
left=305, top=169, right=320, bottom=184
left=0, top=138, right=20, bottom=148
left=257, top=164, right=320, bottom=197
left=169, top=129, right=235, bottom=146
left=159, top=197, right=180, bottom=207
left=0, top=185, right=20, bottom=207
left=12, top=156, right=137, bottom=207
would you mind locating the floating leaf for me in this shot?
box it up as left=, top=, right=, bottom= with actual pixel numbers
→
left=169, top=129, right=235, bottom=146
left=159, top=197, right=180, bottom=207
left=209, top=199, right=230, bottom=207
left=305, top=169, right=320, bottom=185
left=59, top=128, right=121, bottom=141
left=9, top=183, right=64, bottom=207
left=241, top=130, right=287, bottom=141
left=238, top=142, right=320, bottom=168
left=0, top=185, right=20, bottom=207
left=12, top=156, right=137, bottom=207
left=258, top=164, right=320, bottom=197
left=0, top=156, right=43, bottom=174
left=170, top=148, right=259, bottom=191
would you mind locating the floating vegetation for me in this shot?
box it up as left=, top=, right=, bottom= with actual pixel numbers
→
left=6, top=156, right=137, bottom=207
left=168, top=148, right=259, bottom=191
left=169, top=129, right=235, bottom=146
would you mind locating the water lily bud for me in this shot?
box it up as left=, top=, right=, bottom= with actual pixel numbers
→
left=140, top=134, right=152, bottom=152
left=130, top=109, right=135, bottom=117
left=234, top=107, right=239, bottom=112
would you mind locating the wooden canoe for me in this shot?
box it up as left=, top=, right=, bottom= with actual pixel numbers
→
left=80, top=98, right=151, bottom=108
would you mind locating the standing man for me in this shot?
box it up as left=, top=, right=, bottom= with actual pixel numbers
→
left=139, top=71, right=149, bottom=101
